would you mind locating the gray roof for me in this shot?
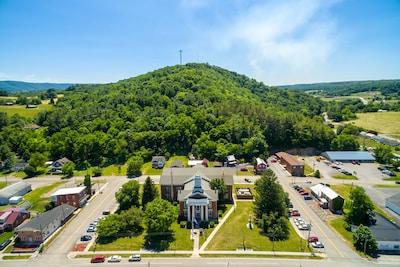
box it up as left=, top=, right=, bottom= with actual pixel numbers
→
left=177, top=175, right=218, bottom=202
left=0, top=181, right=31, bottom=199
left=386, top=193, right=400, bottom=208
left=16, top=204, right=75, bottom=231
left=160, top=166, right=234, bottom=186
left=369, top=214, right=400, bottom=242
left=322, top=151, right=375, bottom=161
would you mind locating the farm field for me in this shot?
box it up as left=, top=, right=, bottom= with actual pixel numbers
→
left=0, top=104, right=52, bottom=118
left=349, top=112, right=400, bottom=135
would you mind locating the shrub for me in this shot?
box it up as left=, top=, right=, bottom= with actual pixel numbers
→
left=209, top=221, right=215, bottom=228
left=180, top=221, right=186, bottom=228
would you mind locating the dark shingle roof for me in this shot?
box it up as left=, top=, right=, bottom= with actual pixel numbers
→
left=160, top=166, right=234, bottom=186
left=16, top=204, right=76, bottom=231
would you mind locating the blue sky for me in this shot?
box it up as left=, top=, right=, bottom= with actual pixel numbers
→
left=0, top=0, right=399, bottom=85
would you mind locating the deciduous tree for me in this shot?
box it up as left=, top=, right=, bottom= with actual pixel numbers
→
left=116, top=180, right=140, bottom=211
left=144, top=198, right=176, bottom=233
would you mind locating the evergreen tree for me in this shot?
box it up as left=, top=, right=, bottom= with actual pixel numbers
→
left=84, top=174, right=92, bottom=196
left=142, top=176, right=159, bottom=210
left=253, top=169, right=290, bottom=239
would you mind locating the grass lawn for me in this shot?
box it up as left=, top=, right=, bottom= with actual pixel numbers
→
left=332, top=174, right=357, bottom=180
left=373, top=184, right=400, bottom=188
left=0, top=103, right=52, bottom=118
left=23, top=181, right=66, bottom=213
left=349, top=112, right=400, bottom=134
left=204, top=201, right=312, bottom=253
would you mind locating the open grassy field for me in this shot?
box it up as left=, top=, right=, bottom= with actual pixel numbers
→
left=0, top=104, right=52, bottom=118
left=349, top=112, right=400, bottom=134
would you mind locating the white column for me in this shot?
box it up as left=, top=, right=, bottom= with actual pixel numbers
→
left=200, top=205, right=204, bottom=221
left=205, top=205, right=208, bottom=221
left=187, top=204, right=191, bottom=222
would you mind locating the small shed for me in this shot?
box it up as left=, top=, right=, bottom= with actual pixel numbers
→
left=9, top=196, right=23, bottom=205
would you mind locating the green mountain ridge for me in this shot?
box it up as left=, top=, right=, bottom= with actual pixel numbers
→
left=0, top=80, right=77, bottom=92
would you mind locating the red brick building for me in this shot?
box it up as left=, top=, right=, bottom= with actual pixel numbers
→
left=0, top=207, right=30, bottom=232
left=276, top=152, right=304, bottom=176
left=50, top=187, right=87, bottom=208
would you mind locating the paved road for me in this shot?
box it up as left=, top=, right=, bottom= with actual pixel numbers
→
left=2, top=165, right=400, bottom=267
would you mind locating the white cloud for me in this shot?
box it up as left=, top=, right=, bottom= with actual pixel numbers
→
left=213, top=0, right=340, bottom=84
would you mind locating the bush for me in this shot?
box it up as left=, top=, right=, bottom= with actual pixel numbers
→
left=93, top=167, right=102, bottom=177
left=218, top=210, right=223, bottom=217
left=209, top=221, right=215, bottom=228
left=180, top=221, right=186, bottom=228
left=315, top=169, right=321, bottom=178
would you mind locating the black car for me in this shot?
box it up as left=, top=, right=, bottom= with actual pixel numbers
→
left=0, top=239, right=11, bottom=251
left=80, top=235, right=92, bottom=241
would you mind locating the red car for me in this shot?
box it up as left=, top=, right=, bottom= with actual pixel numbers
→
left=290, top=210, right=301, bottom=216
left=308, top=236, right=319, bottom=242
left=90, top=255, right=105, bottom=263
left=300, top=191, right=309, bottom=195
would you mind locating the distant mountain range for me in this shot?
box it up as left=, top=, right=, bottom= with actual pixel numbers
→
left=0, top=80, right=77, bottom=92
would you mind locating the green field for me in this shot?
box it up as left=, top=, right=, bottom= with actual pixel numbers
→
left=349, top=112, right=400, bottom=134
left=0, top=104, right=52, bottom=118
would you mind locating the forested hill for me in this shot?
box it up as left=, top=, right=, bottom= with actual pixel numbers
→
left=0, top=80, right=75, bottom=92
left=2, top=63, right=336, bottom=168
left=278, top=79, right=400, bottom=98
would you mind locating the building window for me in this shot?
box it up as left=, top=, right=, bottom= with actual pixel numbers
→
left=209, top=209, right=212, bottom=216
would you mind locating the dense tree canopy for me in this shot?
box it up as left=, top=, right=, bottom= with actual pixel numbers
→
left=0, top=63, right=361, bottom=172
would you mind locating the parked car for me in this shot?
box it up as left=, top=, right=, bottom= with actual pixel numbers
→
left=298, top=224, right=310, bottom=230
left=290, top=210, right=300, bottom=216
left=87, top=226, right=96, bottom=232
left=311, top=241, right=324, bottom=248
left=102, top=210, right=110, bottom=215
left=0, top=239, right=11, bottom=251
left=300, top=191, right=309, bottom=195
left=308, top=236, right=319, bottom=242
left=81, top=235, right=92, bottom=241
left=128, top=254, right=141, bottom=262
left=305, top=180, right=312, bottom=184
left=90, top=255, right=105, bottom=263
left=240, top=167, right=248, bottom=172
left=108, top=255, right=122, bottom=262
left=304, top=195, right=312, bottom=200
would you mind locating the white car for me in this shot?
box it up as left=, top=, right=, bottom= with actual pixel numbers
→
left=128, top=254, right=141, bottom=261
left=108, top=255, right=122, bottom=262
left=311, top=241, right=324, bottom=248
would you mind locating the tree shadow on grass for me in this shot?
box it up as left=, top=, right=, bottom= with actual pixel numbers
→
left=143, top=232, right=175, bottom=252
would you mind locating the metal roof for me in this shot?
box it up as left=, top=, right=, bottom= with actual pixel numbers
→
left=0, top=181, right=31, bottom=199
left=322, top=151, right=375, bottom=161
